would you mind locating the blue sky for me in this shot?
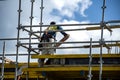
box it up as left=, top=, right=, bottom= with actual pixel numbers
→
left=49, top=0, right=120, bottom=22
left=0, top=0, right=120, bottom=62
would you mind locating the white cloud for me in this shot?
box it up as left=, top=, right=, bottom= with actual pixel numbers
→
left=61, top=19, right=90, bottom=41
left=31, top=0, right=92, bottom=24
left=51, top=0, right=92, bottom=17
left=79, top=0, right=92, bottom=17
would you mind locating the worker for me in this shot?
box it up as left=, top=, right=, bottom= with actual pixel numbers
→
left=38, top=21, right=70, bottom=67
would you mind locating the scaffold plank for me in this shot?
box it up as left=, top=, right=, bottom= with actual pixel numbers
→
left=31, top=54, right=120, bottom=59
left=22, top=65, right=120, bottom=72
left=0, top=63, right=38, bottom=68
left=3, top=75, right=44, bottom=79
left=1, top=72, right=44, bottom=79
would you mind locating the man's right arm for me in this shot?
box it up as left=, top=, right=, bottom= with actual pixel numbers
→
left=56, top=34, right=70, bottom=47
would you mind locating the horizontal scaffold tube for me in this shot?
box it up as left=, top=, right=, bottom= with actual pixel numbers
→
left=33, top=28, right=87, bottom=33
left=0, top=53, right=35, bottom=56
left=32, top=43, right=120, bottom=50
left=21, top=25, right=120, bottom=34
left=0, top=38, right=38, bottom=41
left=21, top=23, right=100, bottom=27
left=21, top=20, right=120, bottom=28
left=20, top=40, right=120, bottom=45
left=106, top=20, right=120, bottom=23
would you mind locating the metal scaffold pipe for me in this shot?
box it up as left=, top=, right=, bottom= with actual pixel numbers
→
left=20, top=45, right=39, bottom=54
left=19, top=40, right=120, bottom=45
left=1, top=41, right=5, bottom=80
left=0, top=38, right=38, bottom=41
left=20, top=25, right=120, bottom=38
left=32, top=25, right=120, bottom=33
left=21, top=23, right=101, bottom=28
left=0, top=53, right=35, bottom=56
left=33, top=28, right=87, bottom=33
left=33, top=46, right=94, bottom=50
left=28, top=0, right=35, bottom=68
left=99, top=0, right=106, bottom=80
left=88, top=38, right=92, bottom=80
left=26, top=1, right=35, bottom=80
left=0, top=37, right=120, bottom=43
left=22, top=28, right=40, bottom=38
left=15, top=0, right=22, bottom=80
left=21, top=20, right=120, bottom=28
left=39, top=0, right=44, bottom=36
left=106, top=20, right=120, bottom=23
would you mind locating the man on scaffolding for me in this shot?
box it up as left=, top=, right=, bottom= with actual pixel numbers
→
left=38, top=21, right=70, bottom=67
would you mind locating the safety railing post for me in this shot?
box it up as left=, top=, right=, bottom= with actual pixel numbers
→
left=1, top=41, right=5, bottom=80
left=87, top=38, right=92, bottom=80
left=15, top=0, right=22, bottom=80
left=99, top=0, right=106, bottom=80
left=40, top=0, right=44, bottom=36
left=26, top=0, right=35, bottom=80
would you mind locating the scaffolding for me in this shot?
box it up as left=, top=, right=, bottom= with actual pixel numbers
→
left=0, top=0, right=120, bottom=80
left=0, top=41, right=5, bottom=80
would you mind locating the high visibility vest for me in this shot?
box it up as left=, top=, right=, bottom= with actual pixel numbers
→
left=48, top=25, right=57, bottom=31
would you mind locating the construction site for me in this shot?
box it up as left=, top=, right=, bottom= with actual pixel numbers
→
left=0, top=0, right=120, bottom=80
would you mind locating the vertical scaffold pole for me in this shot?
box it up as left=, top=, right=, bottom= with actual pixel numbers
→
left=1, top=41, right=5, bottom=80
left=88, top=38, right=92, bottom=80
left=28, top=0, right=35, bottom=67
left=99, top=0, right=106, bottom=80
left=26, top=0, right=35, bottom=80
left=40, top=0, right=44, bottom=36
left=15, top=0, right=22, bottom=80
